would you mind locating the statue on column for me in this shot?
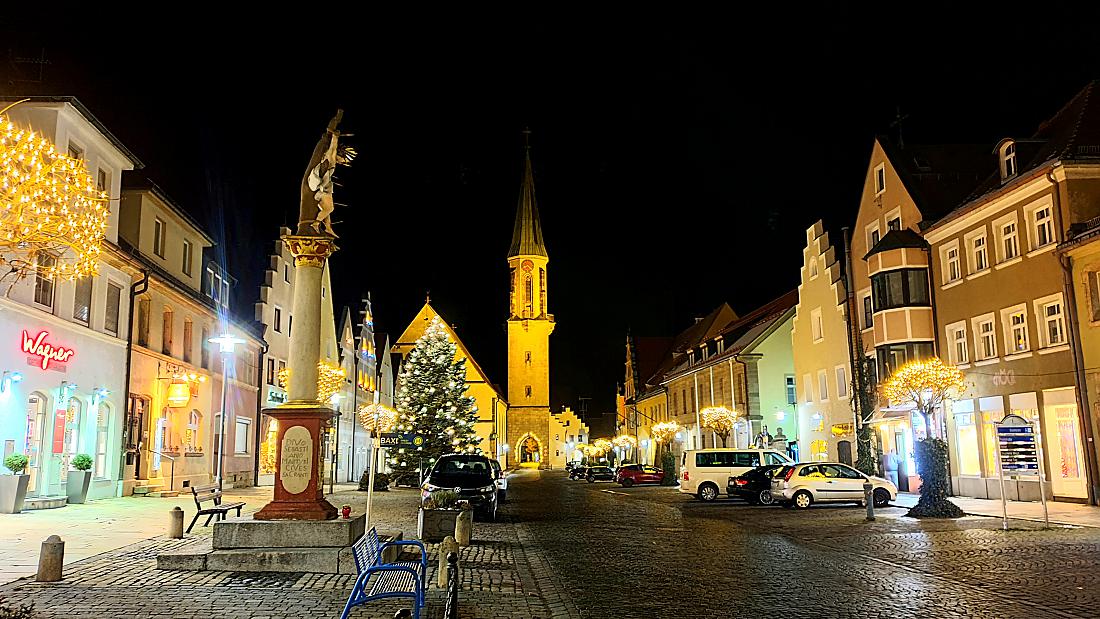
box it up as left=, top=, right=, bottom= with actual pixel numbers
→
left=297, top=110, right=356, bottom=238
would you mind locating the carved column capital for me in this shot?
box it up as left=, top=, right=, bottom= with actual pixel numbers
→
left=283, top=235, right=337, bottom=267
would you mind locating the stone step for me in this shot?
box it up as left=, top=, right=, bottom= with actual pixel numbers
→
left=146, top=490, right=180, bottom=498
left=132, top=484, right=164, bottom=495
left=24, top=495, right=68, bottom=510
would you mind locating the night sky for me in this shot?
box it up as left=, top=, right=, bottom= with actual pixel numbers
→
left=3, top=10, right=1099, bottom=427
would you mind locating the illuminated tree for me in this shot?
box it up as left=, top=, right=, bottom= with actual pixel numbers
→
left=701, top=406, right=739, bottom=447
left=613, top=434, right=637, bottom=462
left=0, top=107, right=109, bottom=283
left=883, top=357, right=968, bottom=518
left=277, top=360, right=346, bottom=404
left=650, top=421, right=679, bottom=453
left=357, top=403, right=397, bottom=434
left=592, top=438, right=613, bottom=457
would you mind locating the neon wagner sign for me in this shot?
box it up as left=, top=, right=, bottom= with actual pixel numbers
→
left=21, top=330, right=75, bottom=370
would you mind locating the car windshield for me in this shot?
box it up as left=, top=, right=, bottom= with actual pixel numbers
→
left=434, top=456, right=491, bottom=475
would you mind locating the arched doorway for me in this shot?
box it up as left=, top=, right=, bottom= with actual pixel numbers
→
left=519, top=434, right=541, bottom=467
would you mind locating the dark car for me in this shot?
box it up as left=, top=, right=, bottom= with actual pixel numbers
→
left=489, top=458, right=507, bottom=502
left=569, top=466, right=589, bottom=480
left=727, top=464, right=785, bottom=505
left=586, top=466, right=615, bottom=483
left=615, top=464, right=666, bottom=487
left=422, top=454, right=499, bottom=520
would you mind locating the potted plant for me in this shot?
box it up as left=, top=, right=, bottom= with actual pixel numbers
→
left=1, top=454, right=30, bottom=514
left=66, top=454, right=94, bottom=504
left=417, top=490, right=472, bottom=543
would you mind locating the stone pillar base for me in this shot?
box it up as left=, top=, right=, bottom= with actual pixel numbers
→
left=255, top=406, right=338, bottom=521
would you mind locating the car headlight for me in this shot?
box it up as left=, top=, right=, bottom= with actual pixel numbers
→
left=480, top=485, right=495, bottom=493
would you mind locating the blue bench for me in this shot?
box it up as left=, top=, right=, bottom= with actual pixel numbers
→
left=341, top=527, right=428, bottom=619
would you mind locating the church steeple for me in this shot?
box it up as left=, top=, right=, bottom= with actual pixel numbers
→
left=507, top=130, right=548, bottom=258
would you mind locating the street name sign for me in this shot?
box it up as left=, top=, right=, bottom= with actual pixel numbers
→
left=994, top=413, right=1049, bottom=528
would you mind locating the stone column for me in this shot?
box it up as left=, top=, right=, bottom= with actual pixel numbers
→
left=255, top=236, right=338, bottom=521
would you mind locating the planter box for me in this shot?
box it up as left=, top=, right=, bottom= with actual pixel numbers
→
left=417, top=507, right=465, bottom=543
left=0, top=474, right=30, bottom=514
left=66, top=470, right=92, bottom=504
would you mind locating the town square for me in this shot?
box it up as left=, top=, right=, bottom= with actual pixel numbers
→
left=3, top=8, right=1100, bottom=619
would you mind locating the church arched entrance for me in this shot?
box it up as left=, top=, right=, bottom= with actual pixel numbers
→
left=519, top=434, right=542, bottom=467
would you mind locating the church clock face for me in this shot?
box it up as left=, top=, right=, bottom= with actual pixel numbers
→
left=521, top=259, right=534, bottom=272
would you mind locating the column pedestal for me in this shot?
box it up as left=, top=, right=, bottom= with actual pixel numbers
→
left=255, top=406, right=337, bottom=521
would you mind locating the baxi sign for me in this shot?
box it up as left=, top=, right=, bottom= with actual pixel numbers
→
left=21, top=330, right=75, bottom=371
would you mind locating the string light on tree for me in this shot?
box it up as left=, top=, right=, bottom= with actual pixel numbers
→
left=650, top=421, right=680, bottom=446
left=356, top=403, right=397, bottom=434
left=700, top=406, right=740, bottom=447
left=0, top=105, right=110, bottom=282
left=277, top=360, right=346, bottom=404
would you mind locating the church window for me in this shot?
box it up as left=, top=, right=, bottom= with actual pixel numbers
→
left=539, top=268, right=546, bottom=315
left=525, top=385, right=532, bottom=398
left=525, top=276, right=533, bottom=317
left=509, top=268, right=516, bottom=316
left=525, top=351, right=532, bottom=364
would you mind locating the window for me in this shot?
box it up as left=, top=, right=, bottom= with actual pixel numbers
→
left=862, top=294, right=873, bottom=329
left=1001, top=306, right=1029, bottom=354
left=1035, top=294, right=1066, bottom=348
left=221, top=280, right=229, bottom=309
left=153, top=218, right=166, bottom=258
left=996, top=215, right=1020, bottom=262
left=34, top=253, right=56, bottom=308
left=1031, top=204, right=1055, bottom=249
left=105, top=282, right=122, bottom=335
left=874, top=163, right=886, bottom=195
left=974, top=315, right=997, bottom=360
left=876, top=342, right=934, bottom=379
left=525, top=351, right=532, bottom=364
left=818, top=370, right=829, bottom=401
left=182, top=239, right=193, bottom=276
left=947, top=322, right=968, bottom=365
left=525, top=385, right=532, bottom=398
left=137, top=298, right=150, bottom=347
left=539, top=268, right=546, bottom=315
left=803, top=374, right=812, bottom=404
left=274, top=307, right=283, bottom=333
left=67, top=141, right=84, bottom=160
left=278, top=359, right=286, bottom=382
left=969, top=231, right=989, bottom=272
left=1089, top=271, right=1100, bottom=322
left=283, top=263, right=290, bottom=283
left=887, top=216, right=901, bottom=231
left=267, top=358, right=276, bottom=385
left=1000, top=141, right=1017, bottom=181
left=942, top=242, right=961, bottom=284
left=871, top=268, right=930, bottom=311
left=234, top=417, right=251, bottom=454
left=183, top=319, right=193, bottom=363
left=809, top=257, right=818, bottom=279
left=785, top=375, right=796, bottom=406
left=765, top=453, right=788, bottom=465
left=201, top=326, right=210, bottom=369
left=835, top=366, right=848, bottom=398
left=97, top=169, right=109, bottom=194
left=867, top=223, right=881, bottom=250
left=162, top=307, right=173, bottom=356
left=955, top=411, right=980, bottom=476
left=205, top=267, right=215, bottom=297
left=73, top=276, right=92, bottom=325
left=94, top=403, right=111, bottom=478
left=810, top=307, right=823, bottom=342
left=186, top=410, right=202, bottom=452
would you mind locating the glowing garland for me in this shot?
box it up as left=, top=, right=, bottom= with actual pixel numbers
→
left=650, top=421, right=680, bottom=444
left=882, top=357, right=968, bottom=415
left=357, top=403, right=397, bottom=433
left=0, top=109, right=109, bottom=281
left=277, top=360, right=347, bottom=403
left=701, top=406, right=740, bottom=443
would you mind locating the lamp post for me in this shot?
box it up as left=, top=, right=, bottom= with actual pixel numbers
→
left=330, top=394, right=342, bottom=495
left=209, top=332, right=245, bottom=490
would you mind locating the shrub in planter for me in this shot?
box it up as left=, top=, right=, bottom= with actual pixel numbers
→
left=357, top=470, right=391, bottom=491
left=71, top=454, right=93, bottom=472
left=660, top=450, right=678, bottom=486
left=907, top=438, right=964, bottom=519
left=423, top=490, right=460, bottom=510
left=4, top=454, right=28, bottom=475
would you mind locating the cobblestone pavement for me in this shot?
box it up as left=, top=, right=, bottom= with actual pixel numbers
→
left=517, top=470, right=1100, bottom=619
left=6, top=470, right=1100, bottom=618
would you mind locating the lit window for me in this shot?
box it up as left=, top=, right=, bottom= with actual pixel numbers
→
left=785, top=375, right=797, bottom=406
left=874, top=163, right=886, bottom=195
left=153, top=218, right=166, bottom=258
left=1001, top=307, right=1029, bottom=353
left=1033, top=205, right=1054, bottom=248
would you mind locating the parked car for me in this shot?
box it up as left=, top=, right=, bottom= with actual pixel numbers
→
left=489, top=458, right=508, bottom=502
left=565, top=461, right=581, bottom=471
left=615, top=464, right=666, bottom=487
left=569, top=466, right=589, bottom=480
left=772, top=462, right=897, bottom=510
left=679, top=448, right=793, bottom=502
left=585, top=466, right=615, bottom=483
left=421, top=453, right=499, bottom=521
left=727, top=464, right=785, bottom=505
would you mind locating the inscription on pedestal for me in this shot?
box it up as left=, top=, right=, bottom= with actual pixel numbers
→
left=280, top=425, right=312, bottom=494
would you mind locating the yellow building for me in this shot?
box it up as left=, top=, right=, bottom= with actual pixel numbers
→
left=506, top=142, right=555, bottom=467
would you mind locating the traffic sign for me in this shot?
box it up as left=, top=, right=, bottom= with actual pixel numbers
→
left=379, top=433, right=425, bottom=449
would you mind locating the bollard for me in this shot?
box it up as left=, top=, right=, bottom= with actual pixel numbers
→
left=36, top=535, right=64, bottom=582
left=437, top=536, right=459, bottom=589
left=445, top=551, right=459, bottom=618
left=455, top=509, right=472, bottom=547
left=169, top=506, right=184, bottom=539
left=863, top=482, right=875, bottom=522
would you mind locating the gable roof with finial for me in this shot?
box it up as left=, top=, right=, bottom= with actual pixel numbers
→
left=508, top=129, right=548, bottom=258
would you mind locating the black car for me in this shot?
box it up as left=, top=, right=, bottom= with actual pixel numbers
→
left=585, top=466, right=615, bottom=483
left=422, top=454, right=499, bottom=520
left=569, top=466, right=589, bottom=480
left=728, top=464, right=785, bottom=505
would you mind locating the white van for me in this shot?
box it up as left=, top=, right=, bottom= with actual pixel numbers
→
left=679, top=448, right=792, bottom=501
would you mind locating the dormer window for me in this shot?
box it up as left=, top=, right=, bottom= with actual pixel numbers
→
left=999, top=141, right=1017, bottom=181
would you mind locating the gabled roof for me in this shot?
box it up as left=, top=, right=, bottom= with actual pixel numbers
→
left=645, top=303, right=738, bottom=385
left=864, top=228, right=928, bottom=260
left=877, top=137, right=992, bottom=226
left=121, top=171, right=215, bottom=244
left=507, top=143, right=548, bottom=258
left=0, top=95, right=145, bottom=168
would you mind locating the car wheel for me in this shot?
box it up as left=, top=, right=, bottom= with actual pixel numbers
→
left=873, top=488, right=890, bottom=508
left=758, top=489, right=775, bottom=506
left=792, top=490, right=813, bottom=509
left=698, top=483, right=719, bottom=502
left=621, top=478, right=634, bottom=488
left=587, top=476, right=595, bottom=483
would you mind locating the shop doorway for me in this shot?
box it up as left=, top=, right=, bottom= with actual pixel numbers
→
left=1044, top=402, right=1087, bottom=499
left=838, top=440, right=853, bottom=465
left=25, top=393, right=47, bottom=495
left=894, top=431, right=910, bottom=492
left=519, top=434, right=541, bottom=466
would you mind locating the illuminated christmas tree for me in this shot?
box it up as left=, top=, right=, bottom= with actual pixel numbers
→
left=388, top=317, right=480, bottom=479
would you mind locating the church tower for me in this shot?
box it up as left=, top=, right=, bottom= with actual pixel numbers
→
left=506, top=133, right=554, bottom=467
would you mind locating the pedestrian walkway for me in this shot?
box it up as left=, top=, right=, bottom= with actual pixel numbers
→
left=894, top=492, right=1100, bottom=527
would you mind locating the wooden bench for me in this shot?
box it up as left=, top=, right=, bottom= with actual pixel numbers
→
left=186, top=484, right=245, bottom=533
left=341, top=527, right=427, bottom=619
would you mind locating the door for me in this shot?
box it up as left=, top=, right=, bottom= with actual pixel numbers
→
left=894, top=432, right=909, bottom=492
left=838, top=441, right=853, bottom=465
left=830, top=464, right=869, bottom=501
left=25, top=395, right=47, bottom=495
left=1044, top=403, right=1087, bottom=499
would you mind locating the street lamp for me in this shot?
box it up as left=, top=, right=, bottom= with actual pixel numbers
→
left=209, top=332, right=245, bottom=490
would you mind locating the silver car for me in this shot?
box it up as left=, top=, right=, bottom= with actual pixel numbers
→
left=772, top=462, right=897, bottom=509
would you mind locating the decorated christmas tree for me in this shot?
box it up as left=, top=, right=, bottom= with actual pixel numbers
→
left=388, top=316, right=480, bottom=480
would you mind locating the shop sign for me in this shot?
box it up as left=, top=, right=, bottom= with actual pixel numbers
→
left=268, top=389, right=288, bottom=405
left=52, top=408, right=66, bottom=453
left=379, top=433, right=425, bottom=448
left=22, top=330, right=75, bottom=371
